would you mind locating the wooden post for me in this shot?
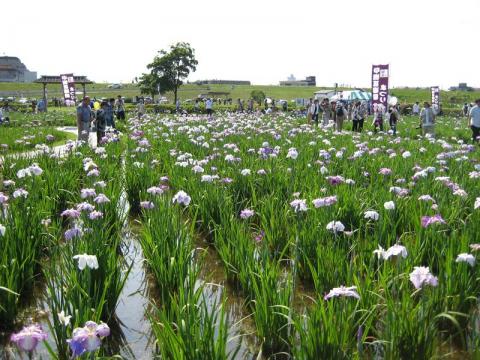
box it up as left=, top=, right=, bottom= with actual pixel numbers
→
left=43, top=83, right=47, bottom=112
left=82, top=83, right=86, bottom=98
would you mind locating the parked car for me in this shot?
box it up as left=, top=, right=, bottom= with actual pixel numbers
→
left=18, top=98, right=29, bottom=104
left=108, top=83, right=122, bottom=89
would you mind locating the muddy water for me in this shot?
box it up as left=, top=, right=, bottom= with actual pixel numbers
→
left=120, top=223, right=258, bottom=359
left=1, top=132, right=263, bottom=359
left=0, top=223, right=257, bottom=359
left=195, top=237, right=260, bottom=358
left=110, top=229, right=154, bottom=360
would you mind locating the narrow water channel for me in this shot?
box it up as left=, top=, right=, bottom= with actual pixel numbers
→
left=1, top=128, right=260, bottom=359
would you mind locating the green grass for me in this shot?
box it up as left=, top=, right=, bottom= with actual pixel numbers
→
left=3, top=82, right=479, bottom=105
left=8, top=109, right=78, bottom=127
left=0, top=126, right=75, bottom=153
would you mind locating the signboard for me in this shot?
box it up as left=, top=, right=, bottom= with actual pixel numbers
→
left=371, top=64, right=389, bottom=112
left=431, top=86, right=440, bottom=108
left=60, top=73, right=76, bottom=106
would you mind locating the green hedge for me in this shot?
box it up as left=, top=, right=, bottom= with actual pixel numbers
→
left=398, top=104, right=463, bottom=117
left=142, top=103, right=298, bottom=114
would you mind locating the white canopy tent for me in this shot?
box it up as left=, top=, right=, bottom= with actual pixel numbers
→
left=330, top=90, right=372, bottom=102
left=330, top=90, right=398, bottom=106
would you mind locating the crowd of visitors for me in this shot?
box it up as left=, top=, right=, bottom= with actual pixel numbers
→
left=70, top=94, right=480, bottom=146
left=76, top=96, right=121, bottom=144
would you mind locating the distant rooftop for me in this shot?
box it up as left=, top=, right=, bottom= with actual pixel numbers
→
left=34, top=75, right=93, bottom=84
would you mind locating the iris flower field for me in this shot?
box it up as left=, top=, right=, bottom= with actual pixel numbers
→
left=1, top=112, right=479, bottom=359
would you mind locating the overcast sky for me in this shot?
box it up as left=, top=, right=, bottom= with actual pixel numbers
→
left=1, top=0, right=478, bottom=89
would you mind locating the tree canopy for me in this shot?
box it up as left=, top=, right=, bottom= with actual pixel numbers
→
left=250, top=90, right=266, bottom=105
left=139, top=42, right=198, bottom=103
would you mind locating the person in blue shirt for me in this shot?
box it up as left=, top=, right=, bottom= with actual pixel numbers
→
left=105, top=98, right=115, bottom=129
left=77, top=96, right=92, bottom=142
left=37, top=99, right=45, bottom=112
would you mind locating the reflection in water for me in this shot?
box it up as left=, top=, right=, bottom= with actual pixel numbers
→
left=0, top=222, right=258, bottom=359
left=194, top=239, right=259, bottom=359
left=113, top=228, right=155, bottom=359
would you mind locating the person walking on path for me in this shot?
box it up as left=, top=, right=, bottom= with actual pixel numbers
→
left=310, top=99, right=320, bottom=126
left=372, top=104, right=384, bottom=133
left=419, top=102, right=435, bottom=137
left=357, top=101, right=367, bottom=132
left=412, top=102, right=420, bottom=116
left=469, top=99, right=480, bottom=143
left=77, top=96, right=93, bottom=142
left=106, top=98, right=115, bottom=129
left=247, top=98, right=254, bottom=112
left=334, top=101, right=346, bottom=131
left=352, top=102, right=362, bottom=132
left=237, top=98, right=244, bottom=113
left=320, top=99, right=330, bottom=127
left=115, top=95, right=125, bottom=121
left=388, top=106, right=399, bottom=135
left=136, top=98, right=145, bottom=119
left=205, top=98, right=213, bottom=119
left=95, top=100, right=108, bottom=145
left=0, top=102, right=10, bottom=124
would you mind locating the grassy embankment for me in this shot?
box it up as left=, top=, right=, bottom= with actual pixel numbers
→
left=2, top=82, right=480, bottom=106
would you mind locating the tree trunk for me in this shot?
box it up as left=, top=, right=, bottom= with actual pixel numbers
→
left=174, top=87, right=178, bottom=105
left=174, top=75, right=180, bottom=105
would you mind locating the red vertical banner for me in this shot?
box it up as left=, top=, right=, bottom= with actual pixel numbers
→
left=431, top=86, right=440, bottom=111
left=371, top=65, right=389, bottom=111
left=60, top=73, right=76, bottom=106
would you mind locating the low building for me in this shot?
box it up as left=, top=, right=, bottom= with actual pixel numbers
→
left=280, top=75, right=316, bottom=86
left=449, top=83, right=473, bottom=91
left=0, top=56, right=37, bottom=82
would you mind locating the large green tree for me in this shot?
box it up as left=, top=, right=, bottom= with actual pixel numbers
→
left=139, top=42, right=198, bottom=104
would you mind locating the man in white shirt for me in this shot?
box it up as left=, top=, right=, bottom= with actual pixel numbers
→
left=419, top=102, right=435, bottom=137
left=412, top=102, right=420, bottom=116
left=310, top=99, right=320, bottom=126
left=469, top=99, right=480, bottom=143
left=136, top=98, right=145, bottom=119
left=205, top=98, right=213, bottom=118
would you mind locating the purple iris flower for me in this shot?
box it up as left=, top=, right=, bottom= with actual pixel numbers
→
left=326, top=176, right=345, bottom=185
left=61, top=208, right=81, bottom=218
left=421, top=214, right=446, bottom=228
left=67, top=321, right=110, bottom=358
left=11, top=324, right=47, bottom=352
left=140, top=201, right=155, bottom=209
left=65, top=227, right=83, bottom=240
left=254, top=230, right=265, bottom=243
